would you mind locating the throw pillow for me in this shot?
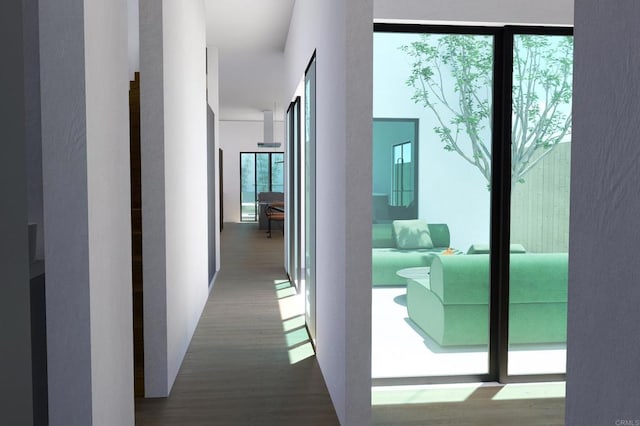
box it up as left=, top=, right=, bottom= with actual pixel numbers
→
left=392, top=219, right=434, bottom=249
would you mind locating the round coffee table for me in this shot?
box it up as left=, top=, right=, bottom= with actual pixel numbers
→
left=396, top=267, right=430, bottom=281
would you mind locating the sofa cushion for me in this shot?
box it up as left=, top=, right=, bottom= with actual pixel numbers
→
left=429, top=253, right=568, bottom=305
left=372, top=223, right=396, bottom=248
left=392, top=220, right=434, bottom=249
left=430, top=254, right=490, bottom=304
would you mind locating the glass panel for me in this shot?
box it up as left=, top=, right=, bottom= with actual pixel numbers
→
left=391, top=141, right=414, bottom=208
left=240, top=153, right=256, bottom=221
left=271, top=153, right=284, bottom=193
left=373, top=120, right=418, bottom=221
left=305, top=58, right=317, bottom=343
left=508, top=34, right=573, bottom=375
left=372, top=32, right=493, bottom=379
left=256, top=153, right=270, bottom=195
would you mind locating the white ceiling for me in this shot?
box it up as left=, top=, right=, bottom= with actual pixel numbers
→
left=205, top=0, right=296, bottom=121
left=205, top=0, right=295, bottom=51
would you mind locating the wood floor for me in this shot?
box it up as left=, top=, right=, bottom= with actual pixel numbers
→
left=372, top=385, right=565, bottom=425
left=135, top=221, right=565, bottom=425
left=135, top=222, right=339, bottom=425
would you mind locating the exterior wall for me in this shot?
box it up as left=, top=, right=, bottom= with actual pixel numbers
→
left=566, top=2, right=640, bottom=425
left=284, top=0, right=374, bottom=423
left=511, top=142, right=571, bottom=253
left=219, top=120, right=285, bottom=223
left=140, top=0, right=209, bottom=396
left=40, top=0, right=134, bottom=424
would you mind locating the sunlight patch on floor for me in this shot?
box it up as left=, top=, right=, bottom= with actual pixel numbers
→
left=282, top=315, right=306, bottom=332
left=492, top=382, right=565, bottom=400
left=289, top=342, right=315, bottom=364
left=372, top=383, right=483, bottom=405
left=372, top=382, right=565, bottom=405
left=274, top=281, right=315, bottom=364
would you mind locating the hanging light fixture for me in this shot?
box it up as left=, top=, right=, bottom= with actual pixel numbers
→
left=257, top=110, right=281, bottom=148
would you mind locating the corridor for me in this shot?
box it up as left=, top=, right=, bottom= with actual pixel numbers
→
left=135, top=222, right=339, bottom=425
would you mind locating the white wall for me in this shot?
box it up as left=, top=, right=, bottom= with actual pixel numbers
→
left=40, top=0, right=134, bottom=424
left=0, top=1, right=34, bottom=423
left=566, top=2, right=640, bottom=425
left=163, top=0, right=209, bottom=387
left=84, top=0, right=135, bottom=423
left=140, top=0, right=209, bottom=396
left=374, top=0, right=573, bottom=25
left=128, top=0, right=140, bottom=79
left=285, top=0, right=373, bottom=424
left=219, top=120, right=285, bottom=222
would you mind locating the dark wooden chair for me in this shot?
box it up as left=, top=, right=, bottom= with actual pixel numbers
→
left=265, top=202, right=285, bottom=238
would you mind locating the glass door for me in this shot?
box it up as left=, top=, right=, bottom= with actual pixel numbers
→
left=239, top=152, right=285, bottom=222
left=372, top=24, right=573, bottom=384
left=240, top=153, right=257, bottom=221
left=372, top=30, right=495, bottom=380
left=507, top=29, right=573, bottom=378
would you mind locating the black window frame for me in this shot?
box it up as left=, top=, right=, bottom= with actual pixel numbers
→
left=373, top=23, right=573, bottom=386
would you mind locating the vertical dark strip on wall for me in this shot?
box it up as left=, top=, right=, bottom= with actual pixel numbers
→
left=207, top=106, right=216, bottom=284
left=129, top=72, right=145, bottom=397
left=219, top=148, right=223, bottom=231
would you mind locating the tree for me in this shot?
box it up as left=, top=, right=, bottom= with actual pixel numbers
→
left=401, top=34, right=573, bottom=189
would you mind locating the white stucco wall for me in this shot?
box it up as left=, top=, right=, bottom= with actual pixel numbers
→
left=140, top=0, right=209, bottom=396
left=566, top=2, right=640, bottom=425
left=285, top=0, right=374, bottom=424
left=40, top=0, right=134, bottom=424
left=219, top=120, right=285, bottom=223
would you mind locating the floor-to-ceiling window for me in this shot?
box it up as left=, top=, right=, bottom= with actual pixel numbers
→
left=240, top=152, right=285, bottom=222
left=286, top=97, right=302, bottom=290
left=507, top=30, right=573, bottom=377
left=373, top=29, right=494, bottom=380
left=372, top=25, right=572, bottom=383
left=304, top=55, right=317, bottom=343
